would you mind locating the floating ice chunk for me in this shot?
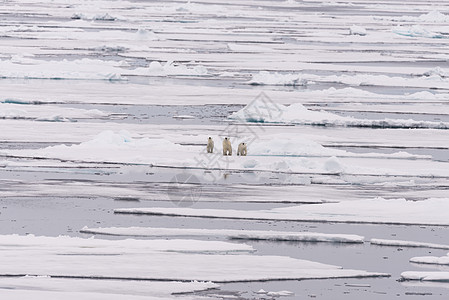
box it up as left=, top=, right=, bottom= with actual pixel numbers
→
left=35, top=115, right=74, bottom=122
left=0, top=58, right=125, bottom=81
left=93, top=13, right=117, bottom=21
left=371, top=239, right=449, bottom=250
left=418, top=11, right=449, bottom=23
left=349, top=25, right=367, bottom=36
left=249, top=71, right=307, bottom=86
left=94, top=45, right=127, bottom=53
left=115, top=198, right=449, bottom=226
left=229, top=96, right=285, bottom=123
left=70, top=13, right=86, bottom=20
left=324, top=156, right=344, bottom=173
left=410, top=254, right=449, bottom=265
left=267, top=290, right=295, bottom=297
left=0, top=234, right=388, bottom=282
left=0, top=103, right=110, bottom=120
left=422, top=67, right=448, bottom=78
left=401, top=271, right=449, bottom=282
left=193, top=65, right=208, bottom=75
left=254, top=289, right=294, bottom=296
left=172, top=115, right=195, bottom=119
left=81, top=226, right=365, bottom=244
left=149, top=61, right=164, bottom=72
left=393, top=25, right=443, bottom=38
left=138, top=61, right=208, bottom=76
left=118, top=60, right=131, bottom=67
left=405, top=91, right=437, bottom=100
left=135, top=28, right=158, bottom=40
left=229, top=98, right=449, bottom=129
left=0, top=276, right=219, bottom=300
left=375, top=11, right=449, bottom=23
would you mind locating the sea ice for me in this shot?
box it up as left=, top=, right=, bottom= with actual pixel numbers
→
left=80, top=226, right=365, bottom=243
left=410, top=254, right=449, bottom=266
left=349, top=25, right=367, bottom=36
left=0, top=234, right=388, bottom=282
left=115, top=198, right=449, bottom=226
left=392, top=25, right=443, bottom=39
left=401, top=272, right=449, bottom=282
left=370, top=239, right=449, bottom=250
left=0, top=276, right=217, bottom=300
left=229, top=98, right=449, bottom=129
left=248, top=71, right=307, bottom=86
left=0, top=103, right=109, bottom=120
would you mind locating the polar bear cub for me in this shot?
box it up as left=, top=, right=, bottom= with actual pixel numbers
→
left=207, top=137, right=214, bottom=153
left=237, top=142, right=247, bottom=156
left=222, top=137, right=232, bottom=156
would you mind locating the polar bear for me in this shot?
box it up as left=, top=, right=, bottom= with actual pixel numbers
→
left=237, top=142, right=247, bottom=156
left=207, top=137, right=214, bottom=153
left=222, top=137, right=232, bottom=156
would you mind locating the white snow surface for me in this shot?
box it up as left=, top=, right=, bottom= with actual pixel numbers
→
left=0, top=57, right=125, bottom=80
left=370, top=239, right=449, bottom=250
left=350, top=25, right=367, bottom=36
left=80, top=226, right=365, bottom=243
left=5, top=128, right=445, bottom=182
left=115, top=198, right=449, bottom=226
left=0, top=276, right=217, bottom=300
left=0, top=235, right=388, bottom=282
left=410, top=254, right=449, bottom=266
left=0, top=103, right=109, bottom=120
left=401, top=272, right=449, bottom=282
left=392, top=25, right=443, bottom=38
left=249, top=71, right=307, bottom=86
left=229, top=98, right=449, bottom=129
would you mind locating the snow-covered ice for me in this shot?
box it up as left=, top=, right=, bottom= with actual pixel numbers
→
left=401, top=272, right=449, bottom=282
left=0, top=235, right=388, bottom=282
left=410, top=253, right=449, bottom=266
left=230, top=98, right=449, bottom=129
left=1, top=0, right=449, bottom=298
left=81, top=226, right=365, bottom=244
left=0, top=276, right=218, bottom=300
left=370, top=239, right=449, bottom=250
left=0, top=103, right=109, bottom=120
left=115, top=198, right=449, bottom=226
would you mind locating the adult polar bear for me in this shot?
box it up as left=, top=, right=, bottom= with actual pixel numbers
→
left=222, top=137, right=232, bottom=156
left=207, top=137, right=214, bottom=153
left=237, top=142, right=247, bottom=156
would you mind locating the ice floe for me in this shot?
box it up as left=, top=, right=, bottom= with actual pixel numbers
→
left=410, top=254, right=449, bottom=266
left=0, top=58, right=124, bottom=81
left=115, top=198, right=449, bottom=226
left=254, top=289, right=295, bottom=297
left=81, top=226, right=365, bottom=244
left=128, top=61, right=208, bottom=77
left=0, top=235, right=388, bottom=282
left=0, top=276, right=218, bottom=300
left=377, top=11, right=449, bottom=23
left=0, top=103, right=109, bottom=120
left=401, top=272, right=449, bottom=282
left=248, top=71, right=307, bottom=86
left=349, top=25, right=367, bottom=36
left=392, top=25, right=443, bottom=39
left=4, top=128, right=447, bottom=182
left=370, top=239, right=449, bottom=250
left=229, top=98, right=449, bottom=129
